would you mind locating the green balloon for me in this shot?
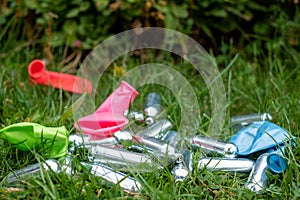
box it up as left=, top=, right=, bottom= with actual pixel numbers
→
left=0, top=122, right=69, bottom=158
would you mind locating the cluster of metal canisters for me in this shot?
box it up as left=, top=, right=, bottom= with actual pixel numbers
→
left=3, top=92, right=277, bottom=194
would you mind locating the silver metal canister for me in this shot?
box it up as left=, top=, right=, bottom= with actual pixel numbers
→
left=198, top=157, right=254, bottom=172
left=5, top=159, right=60, bottom=184
left=89, top=144, right=153, bottom=165
left=144, top=92, right=162, bottom=125
left=81, top=162, right=142, bottom=193
left=127, top=111, right=145, bottom=123
left=5, top=157, right=141, bottom=193
left=171, top=150, right=193, bottom=182
left=231, top=113, right=272, bottom=131
left=245, top=153, right=269, bottom=193
left=69, top=134, right=118, bottom=151
left=136, top=136, right=182, bottom=161
left=191, top=135, right=237, bottom=158
left=136, top=119, right=172, bottom=138
left=162, top=130, right=179, bottom=147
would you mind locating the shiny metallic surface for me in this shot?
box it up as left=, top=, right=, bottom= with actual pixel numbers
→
left=128, top=144, right=155, bottom=154
left=91, top=157, right=162, bottom=172
left=138, top=136, right=181, bottom=160
left=223, top=144, right=238, bottom=158
left=144, top=93, right=162, bottom=125
left=42, top=159, right=60, bottom=173
left=261, top=113, right=273, bottom=121
left=162, top=130, right=179, bottom=147
left=69, top=134, right=86, bottom=145
left=69, top=134, right=118, bottom=151
left=128, top=111, right=145, bottom=123
left=231, top=113, right=272, bottom=124
left=114, top=131, right=152, bottom=152
left=113, top=130, right=180, bottom=164
left=60, top=155, right=74, bottom=175
left=145, top=106, right=161, bottom=118
left=198, top=157, right=254, bottom=172
left=68, top=134, right=89, bottom=152
left=172, top=150, right=193, bottom=182
left=114, top=130, right=133, bottom=141
left=191, top=135, right=237, bottom=158
left=182, top=150, right=193, bottom=172
left=90, top=145, right=153, bottom=164
left=81, top=162, right=142, bottom=192
left=5, top=159, right=59, bottom=184
left=85, top=137, right=118, bottom=147
left=171, top=162, right=189, bottom=182
left=145, top=93, right=161, bottom=107
left=136, top=119, right=172, bottom=138
left=245, top=153, right=269, bottom=193
left=231, top=113, right=273, bottom=131
left=145, top=116, right=155, bottom=126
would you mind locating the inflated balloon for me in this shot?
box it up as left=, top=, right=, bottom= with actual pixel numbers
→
left=0, top=122, right=69, bottom=158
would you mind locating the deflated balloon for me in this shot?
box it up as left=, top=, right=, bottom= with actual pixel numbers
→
left=74, top=81, right=138, bottom=140
left=0, top=122, right=69, bottom=158
left=229, top=121, right=292, bottom=156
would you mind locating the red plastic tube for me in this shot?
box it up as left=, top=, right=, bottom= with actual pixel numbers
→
left=28, top=59, right=92, bottom=94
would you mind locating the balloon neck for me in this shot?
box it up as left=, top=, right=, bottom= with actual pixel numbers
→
left=28, top=59, right=47, bottom=79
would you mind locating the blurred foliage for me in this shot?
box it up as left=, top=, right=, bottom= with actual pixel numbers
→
left=0, top=0, right=299, bottom=60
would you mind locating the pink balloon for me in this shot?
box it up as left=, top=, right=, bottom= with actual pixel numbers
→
left=74, top=81, right=138, bottom=140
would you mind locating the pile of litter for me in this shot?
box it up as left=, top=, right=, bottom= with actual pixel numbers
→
left=0, top=60, right=296, bottom=194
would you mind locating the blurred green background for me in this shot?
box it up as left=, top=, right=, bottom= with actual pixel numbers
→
left=1, top=1, right=300, bottom=199
left=1, top=0, right=299, bottom=60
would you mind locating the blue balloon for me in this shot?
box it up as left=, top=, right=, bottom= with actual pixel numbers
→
left=266, top=148, right=287, bottom=173
left=229, top=121, right=291, bottom=156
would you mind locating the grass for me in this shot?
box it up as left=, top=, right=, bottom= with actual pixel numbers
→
left=0, top=28, right=300, bottom=199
